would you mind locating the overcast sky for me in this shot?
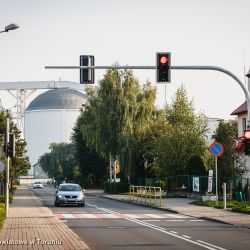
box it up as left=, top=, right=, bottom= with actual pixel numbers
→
left=1, top=0, right=250, bottom=119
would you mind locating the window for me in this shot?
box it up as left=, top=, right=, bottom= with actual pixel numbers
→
left=242, top=118, right=246, bottom=132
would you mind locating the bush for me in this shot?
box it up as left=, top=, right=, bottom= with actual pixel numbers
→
left=104, top=182, right=129, bottom=194
left=152, top=180, right=165, bottom=190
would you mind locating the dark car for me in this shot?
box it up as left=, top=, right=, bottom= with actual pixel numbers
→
left=54, top=183, right=85, bottom=207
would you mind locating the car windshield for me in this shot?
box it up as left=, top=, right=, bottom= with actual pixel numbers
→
left=59, top=185, right=81, bottom=191
left=34, top=182, right=41, bottom=184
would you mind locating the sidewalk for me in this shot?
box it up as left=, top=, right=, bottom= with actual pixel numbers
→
left=0, top=186, right=90, bottom=250
left=99, top=192, right=250, bottom=229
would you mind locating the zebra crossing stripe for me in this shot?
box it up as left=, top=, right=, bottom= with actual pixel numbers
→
left=144, top=214, right=166, bottom=219
left=54, top=213, right=196, bottom=220
left=62, top=214, right=75, bottom=218
left=164, top=214, right=188, bottom=219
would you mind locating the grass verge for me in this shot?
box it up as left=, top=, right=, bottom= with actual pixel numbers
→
left=0, top=203, right=5, bottom=229
left=0, top=195, right=14, bottom=230
left=190, top=200, right=250, bottom=214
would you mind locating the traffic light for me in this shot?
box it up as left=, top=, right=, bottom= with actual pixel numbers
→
left=80, top=55, right=95, bottom=84
left=244, top=130, right=250, bottom=155
left=156, top=52, right=171, bottom=83
left=7, top=133, right=15, bottom=158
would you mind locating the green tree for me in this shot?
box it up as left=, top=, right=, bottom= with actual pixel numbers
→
left=0, top=111, right=30, bottom=184
left=78, top=68, right=158, bottom=182
left=213, top=120, right=246, bottom=177
left=156, top=85, right=208, bottom=176
left=39, top=142, right=78, bottom=183
left=72, top=114, right=108, bottom=188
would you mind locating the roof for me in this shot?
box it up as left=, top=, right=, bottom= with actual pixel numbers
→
left=26, top=89, right=87, bottom=111
left=231, top=101, right=247, bottom=115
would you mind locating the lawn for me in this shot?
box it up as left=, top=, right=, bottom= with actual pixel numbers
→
left=190, top=200, right=250, bottom=214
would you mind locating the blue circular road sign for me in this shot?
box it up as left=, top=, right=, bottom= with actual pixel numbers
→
left=209, top=142, right=224, bottom=157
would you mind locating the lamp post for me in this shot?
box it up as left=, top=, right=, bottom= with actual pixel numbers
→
left=0, top=23, right=19, bottom=216
left=0, top=23, right=19, bottom=33
left=5, top=111, right=10, bottom=216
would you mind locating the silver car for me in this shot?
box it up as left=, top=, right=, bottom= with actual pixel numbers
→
left=54, top=183, right=85, bottom=207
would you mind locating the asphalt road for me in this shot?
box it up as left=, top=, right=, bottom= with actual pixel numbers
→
left=32, top=185, right=250, bottom=250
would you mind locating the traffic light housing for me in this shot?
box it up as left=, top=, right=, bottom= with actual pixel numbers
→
left=156, top=52, right=171, bottom=83
left=80, top=55, right=95, bottom=84
left=7, top=133, right=15, bottom=158
left=244, top=130, right=250, bottom=155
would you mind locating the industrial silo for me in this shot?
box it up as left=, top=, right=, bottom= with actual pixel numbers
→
left=24, top=88, right=87, bottom=174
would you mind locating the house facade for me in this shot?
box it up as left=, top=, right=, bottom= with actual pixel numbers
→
left=231, top=101, right=250, bottom=178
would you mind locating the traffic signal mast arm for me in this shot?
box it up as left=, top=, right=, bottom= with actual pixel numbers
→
left=46, top=64, right=250, bottom=128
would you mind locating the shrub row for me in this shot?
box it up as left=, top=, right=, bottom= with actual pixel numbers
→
left=104, top=182, right=129, bottom=194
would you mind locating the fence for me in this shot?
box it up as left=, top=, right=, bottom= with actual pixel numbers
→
left=135, top=176, right=250, bottom=201
left=129, top=185, right=163, bottom=207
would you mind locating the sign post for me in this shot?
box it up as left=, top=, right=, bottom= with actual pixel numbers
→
left=209, top=142, right=224, bottom=205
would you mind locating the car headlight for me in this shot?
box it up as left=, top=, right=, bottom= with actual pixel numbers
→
left=78, top=193, right=84, bottom=199
left=57, top=194, right=63, bottom=199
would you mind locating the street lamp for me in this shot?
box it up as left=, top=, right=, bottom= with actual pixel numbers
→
left=5, top=111, right=10, bottom=216
left=0, top=23, right=19, bottom=33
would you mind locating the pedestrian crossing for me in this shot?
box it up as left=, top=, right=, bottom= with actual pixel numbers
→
left=54, top=212, right=202, bottom=221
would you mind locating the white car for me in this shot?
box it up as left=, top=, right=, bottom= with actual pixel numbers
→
left=33, top=181, right=43, bottom=189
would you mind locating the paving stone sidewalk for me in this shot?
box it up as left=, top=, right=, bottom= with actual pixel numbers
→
left=100, top=192, right=250, bottom=229
left=0, top=186, right=90, bottom=250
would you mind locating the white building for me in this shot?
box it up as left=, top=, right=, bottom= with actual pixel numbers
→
left=24, top=88, right=87, bottom=175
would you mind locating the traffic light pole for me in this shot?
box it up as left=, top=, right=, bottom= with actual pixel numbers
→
left=46, top=64, right=250, bottom=127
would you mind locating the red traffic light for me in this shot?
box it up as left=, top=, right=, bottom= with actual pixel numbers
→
left=244, top=130, right=250, bottom=139
left=160, top=56, right=168, bottom=64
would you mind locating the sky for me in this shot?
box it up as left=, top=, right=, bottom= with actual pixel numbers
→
left=1, top=0, right=250, bottom=120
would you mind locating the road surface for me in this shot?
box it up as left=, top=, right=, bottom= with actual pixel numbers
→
left=32, top=185, right=250, bottom=250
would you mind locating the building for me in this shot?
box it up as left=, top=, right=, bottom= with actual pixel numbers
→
left=231, top=101, right=247, bottom=137
left=231, top=101, right=250, bottom=178
left=24, top=88, right=87, bottom=175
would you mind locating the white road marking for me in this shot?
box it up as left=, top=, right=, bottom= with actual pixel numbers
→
left=190, top=219, right=205, bottom=222
left=145, top=214, right=165, bottom=218
left=62, top=214, right=74, bottom=218
left=106, top=227, right=126, bottom=229
left=80, top=214, right=98, bottom=218
left=170, top=231, right=178, bottom=234
left=124, top=214, right=144, bottom=219
left=182, top=235, right=192, bottom=239
left=164, top=214, right=188, bottom=218
left=197, top=240, right=227, bottom=250
left=86, top=202, right=227, bottom=250
left=165, top=220, right=184, bottom=222
left=142, top=220, right=161, bottom=222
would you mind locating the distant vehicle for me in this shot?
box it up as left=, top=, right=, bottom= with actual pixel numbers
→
left=33, top=181, right=43, bottom=189
left=54, top=183, right=85, bottom=207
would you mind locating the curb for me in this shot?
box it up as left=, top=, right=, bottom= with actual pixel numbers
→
left=101, top=195, right=185, bottom=215
left=101, top=195, right=250, bottom=228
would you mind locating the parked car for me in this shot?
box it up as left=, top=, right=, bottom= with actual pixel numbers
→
left=54, top=183, right=85, bottom=207
left=33, top=181, right=43, bottom=189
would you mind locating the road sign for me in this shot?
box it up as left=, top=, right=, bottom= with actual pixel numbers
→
left=209, top=142, right=224, bottom=157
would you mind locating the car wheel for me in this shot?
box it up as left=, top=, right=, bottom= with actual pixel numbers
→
left=55, top=201, right=59, bottom=207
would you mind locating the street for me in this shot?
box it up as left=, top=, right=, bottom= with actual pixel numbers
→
left=33, top=185, right=250, bottom=250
